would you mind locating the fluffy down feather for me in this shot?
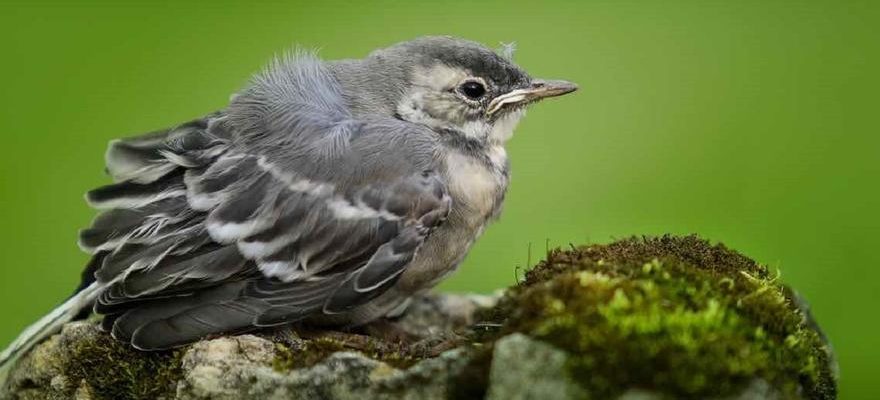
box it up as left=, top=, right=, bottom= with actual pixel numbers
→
left=73, top=52, right=450, bottom=350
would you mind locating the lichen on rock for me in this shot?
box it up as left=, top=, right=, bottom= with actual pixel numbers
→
left=0, top=235, right=837, bottom=400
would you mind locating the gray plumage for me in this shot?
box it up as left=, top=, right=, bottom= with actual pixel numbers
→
left=0, top=36, right=576, bottom=369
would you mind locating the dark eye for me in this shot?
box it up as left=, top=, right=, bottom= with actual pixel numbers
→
left=458, top=80, right=487, bottom=100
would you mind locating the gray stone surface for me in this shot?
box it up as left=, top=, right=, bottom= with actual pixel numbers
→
left=171, top=336, right=473, bottom=400
left=485, top=333, right=587, bottom=400
left=0, top=293, right=491, bottom=400
left=0, top=291, right=814, bottom=400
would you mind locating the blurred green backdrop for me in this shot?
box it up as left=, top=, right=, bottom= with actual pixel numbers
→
left=0, top=0, right=877, bottom=397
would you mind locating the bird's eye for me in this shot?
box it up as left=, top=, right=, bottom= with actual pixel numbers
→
left=458, top=80, right=487, bottom=100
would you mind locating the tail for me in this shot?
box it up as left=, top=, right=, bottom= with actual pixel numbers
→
left=0, top=282, right=103, bottom=385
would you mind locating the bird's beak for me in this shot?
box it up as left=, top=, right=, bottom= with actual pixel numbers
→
left=487, top=79, right=578, bottom=115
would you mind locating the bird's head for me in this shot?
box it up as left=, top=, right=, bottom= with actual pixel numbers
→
left=343, top=36, right=577, bottom=145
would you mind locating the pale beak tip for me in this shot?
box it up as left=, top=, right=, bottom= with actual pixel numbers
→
left=533, top=79, right=579, bottom=97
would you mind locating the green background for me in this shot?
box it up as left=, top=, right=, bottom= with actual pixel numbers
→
left=0, top=0, right=876, bottom=397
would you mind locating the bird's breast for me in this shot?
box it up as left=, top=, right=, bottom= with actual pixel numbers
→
left=389, top=146, right=509, bottom=296
left=442, top=146, right=509, bottom=224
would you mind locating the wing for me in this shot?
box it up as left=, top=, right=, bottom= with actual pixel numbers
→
left=79, top=52, right=450, bottom=350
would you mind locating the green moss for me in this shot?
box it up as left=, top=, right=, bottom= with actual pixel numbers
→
left=273, top=338, right=348, bottom=371
left=273, top=335, right=432, bottom=372
left=59, top=330, right=183, bottom=400
left=482, top=235, right=836, bottom=399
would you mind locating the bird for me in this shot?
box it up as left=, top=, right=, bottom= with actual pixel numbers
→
left=0, top=35, right=576, bottom=371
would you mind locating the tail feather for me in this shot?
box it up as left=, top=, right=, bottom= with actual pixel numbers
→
left=0, top=282, right=103, bottom=385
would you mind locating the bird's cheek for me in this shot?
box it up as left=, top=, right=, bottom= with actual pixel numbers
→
left=488, top=109, right=525, bottom=143
left=424, top=95, right=469, bottom=125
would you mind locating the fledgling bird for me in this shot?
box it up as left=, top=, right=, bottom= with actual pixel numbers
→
left=0, top=36, right=576, bottom=369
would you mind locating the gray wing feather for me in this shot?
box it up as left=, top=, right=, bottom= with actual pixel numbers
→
left=79, top=52, right=450, bottom=350
left=104, top=114, right=226, bottom=184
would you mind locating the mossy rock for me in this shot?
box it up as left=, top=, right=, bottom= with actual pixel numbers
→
left=0, top=235, right=837, bottom=400
left=478, top=235, right=837, bottom=399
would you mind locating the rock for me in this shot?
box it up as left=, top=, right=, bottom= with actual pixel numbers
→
left=485, top=334, right=788, bottom=400
left=0, top=236, right=838, bottom=400
left=174, top=338, right=472, bottom=400
left=485, top=333, right=588, bottom=400
left=176, top=335, right=277, bottom=399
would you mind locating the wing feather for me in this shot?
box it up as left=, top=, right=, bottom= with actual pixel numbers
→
left=78, top=52, right=450, bottom=350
